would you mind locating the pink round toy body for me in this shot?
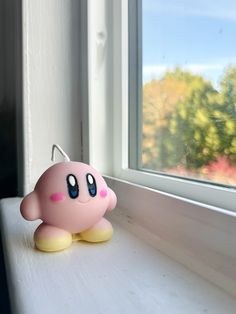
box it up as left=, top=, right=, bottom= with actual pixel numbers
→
left=20, top=159, right=117, bottom=252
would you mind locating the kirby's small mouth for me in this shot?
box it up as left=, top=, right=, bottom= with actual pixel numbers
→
left=77, top=199, right=90, bottom=204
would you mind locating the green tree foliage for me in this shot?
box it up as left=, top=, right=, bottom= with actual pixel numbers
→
left=142, top=67, right=236, bottom=171
left=218, top=66, right=236, bottom=162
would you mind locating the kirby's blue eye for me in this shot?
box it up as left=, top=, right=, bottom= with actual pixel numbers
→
left=86, top=173, right=97, bottom=197
left=67, top=174, right=79, bottom=199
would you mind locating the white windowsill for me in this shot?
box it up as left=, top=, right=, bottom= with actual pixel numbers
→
left=1, top=198, right=236, bottom=314
left=106, top=177, right=236, bottom=297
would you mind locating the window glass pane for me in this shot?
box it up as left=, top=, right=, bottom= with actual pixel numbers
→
left=142, top=0, right=236, bottom=187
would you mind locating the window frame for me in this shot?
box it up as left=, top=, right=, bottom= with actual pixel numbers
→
left=128, top=0, right=143, bottom=170
left=108, top=0, right=236, bottom=213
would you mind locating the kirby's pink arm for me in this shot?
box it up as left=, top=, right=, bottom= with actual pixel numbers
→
left=107, top=188, right=117, bottom=212
left=20, top=191, right=41, bottom=221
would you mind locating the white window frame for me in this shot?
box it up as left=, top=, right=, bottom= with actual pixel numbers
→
left=87, top=0, right=236, bottom=214
left=108, top=0, right=236, bottom=213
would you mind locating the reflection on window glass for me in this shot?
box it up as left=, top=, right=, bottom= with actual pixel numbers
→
left=142, top=0, right=236, bottom=186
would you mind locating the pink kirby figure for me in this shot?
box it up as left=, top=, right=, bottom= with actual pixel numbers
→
left=20, top=144, right=117, bottom=252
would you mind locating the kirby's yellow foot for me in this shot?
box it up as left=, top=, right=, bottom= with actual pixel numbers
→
left=79, top=218, right=113, bottom=243
left=34, top=223, right=72, bottom=252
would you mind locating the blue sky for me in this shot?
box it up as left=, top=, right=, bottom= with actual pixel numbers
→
left=143, top=0, right=236, bottom=88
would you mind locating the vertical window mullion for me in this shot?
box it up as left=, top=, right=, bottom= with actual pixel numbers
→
left=129, top=0, right=143, bottom=170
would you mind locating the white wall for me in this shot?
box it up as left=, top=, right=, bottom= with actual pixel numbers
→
left=22, top=0, right=82, bottom=193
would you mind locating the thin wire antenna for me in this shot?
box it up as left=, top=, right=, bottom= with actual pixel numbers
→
left=51, top=144, right=70, bottom=162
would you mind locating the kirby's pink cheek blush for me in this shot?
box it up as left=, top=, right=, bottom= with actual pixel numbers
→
left=20, top=144, right=117, bottom=252
left=100, top=189, right=108, bottom=198
left=50, top=192, right=66, bottom=202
